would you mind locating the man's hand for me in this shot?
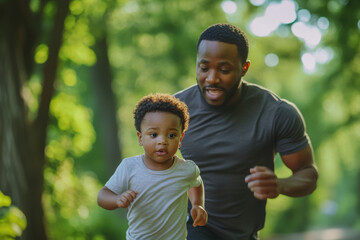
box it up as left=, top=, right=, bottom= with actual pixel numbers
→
left=245, top=166, right=279, bottom=200
left=191, top=205, right=208, bottom=227
left=117, top=190, right=138, bottom=208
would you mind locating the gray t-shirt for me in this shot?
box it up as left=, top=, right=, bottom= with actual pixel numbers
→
left=175, top=82, right=310, bottom=239
left=105, top=155, right=202, bottom=240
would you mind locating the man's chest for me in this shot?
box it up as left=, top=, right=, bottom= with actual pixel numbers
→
left=180, top=110, right=275, bottom=171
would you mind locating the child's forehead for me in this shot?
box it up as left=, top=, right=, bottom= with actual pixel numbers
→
left=143, top=111, right=179, bottom=120
left=141, top=111, right=182, bottom=127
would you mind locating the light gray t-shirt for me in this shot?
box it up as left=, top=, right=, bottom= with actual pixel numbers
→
left=105, top=155, right=202, bottom=240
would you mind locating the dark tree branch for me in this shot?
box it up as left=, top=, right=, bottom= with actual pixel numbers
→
left=35, top=0, right=71, bottom=151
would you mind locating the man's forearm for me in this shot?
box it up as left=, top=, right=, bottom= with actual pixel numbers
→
left=278, top=165, right=318, bottom=197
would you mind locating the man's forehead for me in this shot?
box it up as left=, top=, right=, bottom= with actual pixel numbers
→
left=197, top=40, right=241, bottom=62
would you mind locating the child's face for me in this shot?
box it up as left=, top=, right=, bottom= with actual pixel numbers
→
left=137, top=111, right=184, bottom=171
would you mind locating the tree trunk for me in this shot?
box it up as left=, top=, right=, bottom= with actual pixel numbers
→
left=0, top=0, right=29, bottom=209
left=91, top=35, right=122, bottom=175
left=0, top=0, right=70, bottom=239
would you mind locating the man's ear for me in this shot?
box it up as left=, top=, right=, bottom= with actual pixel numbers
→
left=242, top=60, right=250, bottom=76
left=137, top=131, right=143, bottom=146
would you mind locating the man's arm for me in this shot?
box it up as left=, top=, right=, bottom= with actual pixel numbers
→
left=97, top=186, right=137, bottom=210
left=187, top=183, right=208, bottom=226
left=245, top=145, right=318, bottom=200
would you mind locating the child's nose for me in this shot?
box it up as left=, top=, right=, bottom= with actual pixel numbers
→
left=157, top=136, right=167, bottom=145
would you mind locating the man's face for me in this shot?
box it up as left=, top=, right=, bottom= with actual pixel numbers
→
left=196, top=40, right=249, bottom=107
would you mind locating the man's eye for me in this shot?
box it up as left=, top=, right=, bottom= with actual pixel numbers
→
left=199, top=65, right=208, bottom=72
left=150, top=133, right=157, bottom=138
left=220, top=68, right=230, bottom=74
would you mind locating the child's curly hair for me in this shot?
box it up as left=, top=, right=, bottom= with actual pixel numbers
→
left=133, top=93, right=189, bottom=133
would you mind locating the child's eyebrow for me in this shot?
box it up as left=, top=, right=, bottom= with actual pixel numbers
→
left=144, top=127, right=159, bottom=131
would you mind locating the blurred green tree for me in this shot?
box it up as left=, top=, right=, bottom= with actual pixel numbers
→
left=0, top=0, right=70, bottom=239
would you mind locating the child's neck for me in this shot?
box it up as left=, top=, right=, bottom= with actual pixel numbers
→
left=142, top=155, right=175, bottom=171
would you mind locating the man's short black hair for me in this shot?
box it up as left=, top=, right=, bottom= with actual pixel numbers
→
left=197, top=23, right=249, bottom=63
left=133, top=93, right=189, bottom=133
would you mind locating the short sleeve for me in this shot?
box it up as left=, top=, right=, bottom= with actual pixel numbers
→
left=189, top=161, right=202, bottom=188
left=274, top=101, right=310, bottom=155
left=105, top=160, right=128, bottom=195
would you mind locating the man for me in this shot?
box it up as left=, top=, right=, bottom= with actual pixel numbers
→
left=175, top=23, right=318, bottom=240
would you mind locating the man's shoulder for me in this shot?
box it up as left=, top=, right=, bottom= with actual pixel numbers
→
left=243, top=81, right=281, bottom=102
left=174, top=84, right=198, bottom=99
left=242, top=81, right=301, bottom=111
left=174, top=85, right=203, bottom=110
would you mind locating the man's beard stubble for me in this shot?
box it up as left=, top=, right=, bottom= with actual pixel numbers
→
left=197, top=77, right=242, bottom=107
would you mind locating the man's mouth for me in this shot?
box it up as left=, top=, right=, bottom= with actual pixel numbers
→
left=204, top=87, right=224, bottom=100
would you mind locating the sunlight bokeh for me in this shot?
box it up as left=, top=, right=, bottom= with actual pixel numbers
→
left=221, top=1, right=237, bottom=14
left=247, top=0, right=334, bottom=74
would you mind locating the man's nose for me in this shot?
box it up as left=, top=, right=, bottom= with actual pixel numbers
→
left=205, top=70, right=220, bottom=84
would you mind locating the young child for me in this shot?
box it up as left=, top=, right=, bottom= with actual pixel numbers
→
left=97, top=93, right=207, bottom=240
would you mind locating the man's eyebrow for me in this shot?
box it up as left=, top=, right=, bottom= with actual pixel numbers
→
left=199, top=59, right=209, bottom=64
left=218, top=61, right=233, bottom=66
left=199, top=59, right=233, bottom=66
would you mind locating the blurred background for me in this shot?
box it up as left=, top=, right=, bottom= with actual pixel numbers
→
left=1, top=0, right=360, bottom=239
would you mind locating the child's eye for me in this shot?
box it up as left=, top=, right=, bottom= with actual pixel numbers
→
left=168, top=133, right=177, bottom=138
left=150, top=133, right=157, bottom=138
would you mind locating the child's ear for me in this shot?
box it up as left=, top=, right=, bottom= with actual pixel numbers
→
left=137, top=131, right=143, bottom=146
left=178, top=132, right=185, bottom=148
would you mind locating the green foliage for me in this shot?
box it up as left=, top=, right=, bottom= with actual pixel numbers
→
left=0, top=191, right=27, bottom=239
left=43, top=159, right=127, bottom=239
left=49, top=92, right=95, bottom=156
left=43, top=90, right=128, bottom=238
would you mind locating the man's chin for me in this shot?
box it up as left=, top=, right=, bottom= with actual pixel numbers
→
left=205, top=97, right=226, bottom=107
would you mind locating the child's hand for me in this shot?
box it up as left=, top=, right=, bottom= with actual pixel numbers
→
left=190, top=205, right=208, bottom=227
left=116, top=190, right=138, bottom=208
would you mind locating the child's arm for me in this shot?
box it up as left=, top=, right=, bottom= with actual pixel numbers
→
left=97, top=186, right=137, bottom=210
left=187, top=182, right=208, bottom=227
